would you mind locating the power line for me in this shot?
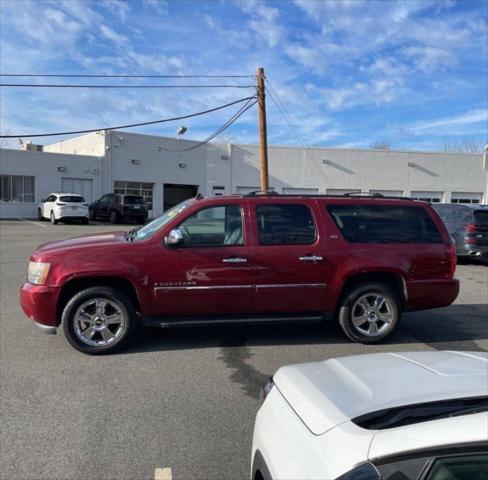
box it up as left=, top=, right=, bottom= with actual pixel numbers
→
left=1, top=74, right=254, bottom=78
left=0, top=96, right=257, bottom=138
left=0, top=83, right=255, bottom=89
left=163, top=98, right=257, bottom=152
left=265, top=78, right=318, bottom=163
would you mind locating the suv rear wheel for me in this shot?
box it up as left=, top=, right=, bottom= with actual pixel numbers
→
left=338, top=282, right=400, bottom=343
left=109, top=210, right=118, bottom=224
left=61, top=286, right=137, bottom=354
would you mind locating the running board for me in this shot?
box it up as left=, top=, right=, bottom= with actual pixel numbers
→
left=143, top=314, right=325, bottom=329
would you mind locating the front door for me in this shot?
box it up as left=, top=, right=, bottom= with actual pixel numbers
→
left=250, top=202, right=328, bottom=314
left=149, top=203, right=255, bottom=316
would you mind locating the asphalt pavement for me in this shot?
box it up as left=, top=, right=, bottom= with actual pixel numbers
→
left=1, top=219, right=487, bottom=480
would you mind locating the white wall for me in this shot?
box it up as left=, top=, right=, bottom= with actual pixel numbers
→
left=44, top=132, right=105, bottom=156
left=3, top=131, right=486, bottom=219
left=229, top=144, right=486, bottom=200
left=0, top=149, right=101, bottom=218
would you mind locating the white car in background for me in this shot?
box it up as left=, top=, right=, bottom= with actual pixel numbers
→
left=38, top=192, right=89, bottom=225
left=252, top=351, right=488, bottom=480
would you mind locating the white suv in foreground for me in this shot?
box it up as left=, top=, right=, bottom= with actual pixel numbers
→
left=252, top=351, right=487, bottom=480
left=38, top=193, right=89, bottom=224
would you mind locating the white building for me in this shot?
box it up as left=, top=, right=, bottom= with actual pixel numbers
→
left=1, top=129, right=486, bottom=219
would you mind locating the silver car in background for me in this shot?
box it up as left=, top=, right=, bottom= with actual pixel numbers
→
left=432, top=203, right=488, bottom=262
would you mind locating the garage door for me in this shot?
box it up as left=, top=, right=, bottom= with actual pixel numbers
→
left=451, top=192, right=483, bottom=204
left=61, top=178, right=93, bottom=202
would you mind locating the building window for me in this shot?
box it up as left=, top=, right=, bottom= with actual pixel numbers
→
left=114, top=181, right=153, bottom=210
left=411, top=191, right=443, bottom=203
left=0, top=175, right=35, bottom=202
left=451, top=192, right=482, bottom=204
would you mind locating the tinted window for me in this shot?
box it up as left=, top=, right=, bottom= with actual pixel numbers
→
left=59, top=196, right=85, bottom=203
left=425, top=454, right=488, bottom=480
left=474, top=210, right=488, bottom=226
left=124, top=196, right=145, bottom=205
left=179, top=205, right=243, bottom=247
left=257, top=204, right=316, bottom=245
left=327, top=205, right=442, bottom=243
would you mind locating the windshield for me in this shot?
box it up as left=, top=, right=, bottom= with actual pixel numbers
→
left=124, top=196, right=145, bottom=205
left=132, top=200, right=192, bottom=241
left=59, top=196, right=85, bottom=203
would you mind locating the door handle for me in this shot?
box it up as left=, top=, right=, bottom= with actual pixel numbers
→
left=222, top=257, right=247, bottom=263
left=299, top=255, right=324, bottom=263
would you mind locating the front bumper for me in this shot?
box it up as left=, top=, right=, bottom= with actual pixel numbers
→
left=20, top=282, right=60, bottom=328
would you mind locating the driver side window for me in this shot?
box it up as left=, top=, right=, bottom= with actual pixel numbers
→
left=178, top=205, right=244, bottom=247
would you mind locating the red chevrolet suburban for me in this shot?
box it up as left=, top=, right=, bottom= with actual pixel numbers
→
left=20, top=193, right=459, bottom=354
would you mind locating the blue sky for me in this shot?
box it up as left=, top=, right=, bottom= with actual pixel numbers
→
left=1, top=0, right=487, bottom=151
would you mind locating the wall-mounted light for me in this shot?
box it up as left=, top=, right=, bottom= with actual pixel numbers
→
left=221, top=155, right=229, bottom=161
left=131, top=159, right=141, bottom=165
left=57, top=166, right=67, bottom=172
left=322, top=159, right=330, bottom=165
left=408, top=161, right=415, bottom=167
left=178, top=163, right=186, bottom=168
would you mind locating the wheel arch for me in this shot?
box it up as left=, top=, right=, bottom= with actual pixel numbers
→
left=56, top=275, right=142, bottom=326
left=338, top=271, right=407, bottom=312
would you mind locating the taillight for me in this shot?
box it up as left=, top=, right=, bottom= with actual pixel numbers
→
left=55, top=202, right=66, bottom=206
left=446, top=242, right=456, bottom=277
left=466, top=224, right=477, bottom=232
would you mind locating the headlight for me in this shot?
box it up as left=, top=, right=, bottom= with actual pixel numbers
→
left=28, top=261, right=51, bottom=285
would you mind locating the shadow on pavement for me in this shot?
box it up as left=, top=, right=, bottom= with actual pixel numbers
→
left=122, top=303, right=488, bottom=355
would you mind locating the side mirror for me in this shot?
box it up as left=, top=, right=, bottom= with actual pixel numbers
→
left=165, top=228, right=184, bottom=247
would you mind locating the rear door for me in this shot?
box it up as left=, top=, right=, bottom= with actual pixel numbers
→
left=250, top=200, right=329, bottom=314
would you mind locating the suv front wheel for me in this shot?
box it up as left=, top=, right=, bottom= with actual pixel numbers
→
left=338, top=282, right=400, bottom=343
left=61, top=286, right=137, bottom=354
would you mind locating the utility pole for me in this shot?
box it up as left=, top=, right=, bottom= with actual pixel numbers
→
left=256, top=67, right=269, bottom=193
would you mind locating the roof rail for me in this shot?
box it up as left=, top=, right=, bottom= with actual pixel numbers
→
left=244, top=190, right=280, bottom=197
left=343, top=192, right=384, bottom=198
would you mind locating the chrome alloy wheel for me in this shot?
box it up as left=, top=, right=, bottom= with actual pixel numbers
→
left=73, top=298, right=127, bottom=347
left=351, top=293, right=393, bottom=337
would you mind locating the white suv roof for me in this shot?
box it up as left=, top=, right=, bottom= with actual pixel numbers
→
left=274, top=350, right=488, bottom=435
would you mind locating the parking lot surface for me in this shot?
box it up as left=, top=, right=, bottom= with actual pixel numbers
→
left=1, top=219, right=487, bottom=480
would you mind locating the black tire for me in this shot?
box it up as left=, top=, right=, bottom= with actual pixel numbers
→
left=137, top=218, right=146, bottom=225
left=338, top=282, right=400, bottom=344
left=81, top=217, right=89, bottom=225
left=37, top=208, right=44, bottom=221
left=109, top=210, right=118, bottom=224
left=50, top=211, right=58, bottom=225
left=89, top=208, right=95, bottom=221
left=61, top=286, right=137, bottom=355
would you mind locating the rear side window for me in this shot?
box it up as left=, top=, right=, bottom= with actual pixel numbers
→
left=257, top=204, right=316, bottom=245
left=124, top=196, right=145, bottom=205
left=59, top=196, right=85, bottom=203
left=474, top=210, right=488, bottom=226
left=327, top=205, right=442, bottom=243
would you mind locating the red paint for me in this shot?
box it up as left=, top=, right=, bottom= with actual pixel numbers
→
left=20, top=196, right=459, bottom=328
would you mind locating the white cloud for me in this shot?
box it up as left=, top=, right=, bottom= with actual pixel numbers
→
left=403, top=46, right=457, bottom=73
left=407, top=109, right=488, bottom=134
left=99, top=24, right=127, bottom=46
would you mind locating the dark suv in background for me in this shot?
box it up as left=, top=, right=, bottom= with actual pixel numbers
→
left=432, top=203, right=488, bottom=261
left=89, top=193, right=148, bottom=224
